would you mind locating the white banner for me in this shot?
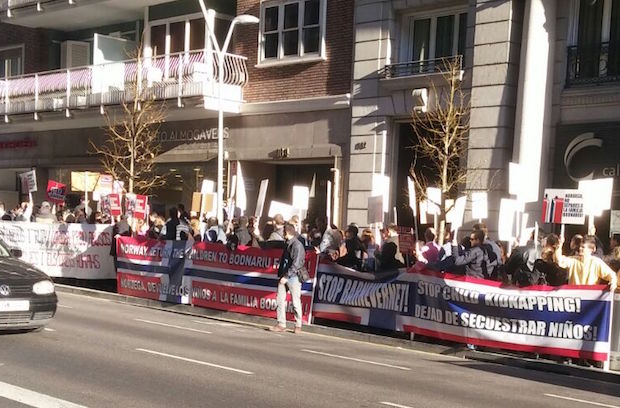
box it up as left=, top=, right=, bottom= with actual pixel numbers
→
left=0, top=222, right=115, bottom=279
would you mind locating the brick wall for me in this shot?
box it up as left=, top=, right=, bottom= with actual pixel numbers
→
left=234, top=0, right=353, bottom=103
left=0, top=23, right=50, bottom=74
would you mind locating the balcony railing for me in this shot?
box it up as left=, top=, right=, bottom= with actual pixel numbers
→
left=379, top=55, right=462, bottom=79
left=566, top=42, right=620, bottom=87
left=0, top=49, right=249, bottom=118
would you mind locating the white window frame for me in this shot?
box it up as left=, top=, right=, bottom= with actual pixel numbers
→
left=148, top=12, right=233, bottom=57
left=399, top=6, right=467, bottom=63
left=0, top=44, right=25, bottom=79
left=257, top=0, right=327, bottom=68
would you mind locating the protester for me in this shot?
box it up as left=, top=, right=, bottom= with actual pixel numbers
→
left=161, top=207, right=181, bottom=241
left=235, top=216, right=253, bottom=246
left=451, top=229, right=498, bottom=279
left=190, top=218, right=202, bottom=242
left=556, top=235, right=617, bottom=290
left=268, top=214, right=286, bottom=241
left=337, top=225, right=365, bottom=270
left=569, top=234, right=584, bottom=256
left=417, top=227, right=440, bottom=263
left=110, top=215, right=132, bottom=261
left=270, top=224, right=305, bottom=334
left=35, top=201, right=55, bottom=224
left=383, top=224, right=405, bottom=264
left=316, top=216, right=342, bottom=253
left=375, top=241, right=405, bottom=271
left=472, top=223, right=503, bottom=265
left=204, top=217, right=227, bottom=244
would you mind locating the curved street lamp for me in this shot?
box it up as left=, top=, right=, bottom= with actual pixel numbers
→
left=199, top=0, right=259, bottom=223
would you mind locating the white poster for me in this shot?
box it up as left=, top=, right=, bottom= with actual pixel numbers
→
left=578, top=178, right=613, bottom=217
left=20, top=170, right=37, bottom=193
left=292, top=186, right=310, bottom=210
left=367, top=195, right=384, bottom=224
left=542, top=189, right=585, bottom=225
left=0, top=222, right=115, bottom=279
left=471, top=192, right=488, bottom=220
left=255, top=179, right=269, bottom=218
left=268, top=201, right=295, bottom=220
left=498, top=199, right=519, bottom=241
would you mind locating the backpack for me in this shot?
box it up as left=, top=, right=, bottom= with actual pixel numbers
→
left=480, top=243, right=499, bottom=280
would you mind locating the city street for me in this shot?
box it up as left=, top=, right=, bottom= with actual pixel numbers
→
left=0, top=292, right=617, bottom=408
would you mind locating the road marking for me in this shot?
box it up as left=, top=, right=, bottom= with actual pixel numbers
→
left=134, top=319, right=212, bottom=334
left=0, top=380, right=88, bottom=408
left=301, top=349, right=411, bottom=371
left=192, top=320, right=235, bottom=327
left=544, top=394, right=620, bottom=408
left=136, top=348, right=253, bottom=375
left=43, top=328, right=56, bottom=332
left=57, top=305, right=73, bottom=309
left=380, top=402, right=415, bottom=408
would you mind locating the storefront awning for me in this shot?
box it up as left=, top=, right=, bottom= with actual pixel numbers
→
left=154, top=143, right=218, bottom=164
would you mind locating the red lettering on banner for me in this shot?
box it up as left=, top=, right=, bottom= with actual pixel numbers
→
left=117, top=272, right=161, bottom=300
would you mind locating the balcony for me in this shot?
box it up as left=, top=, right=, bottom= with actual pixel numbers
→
left=0, top=49, right=249, bottom=121
left=566, top=42, right=620, bottom=87
left=378, top=55, right=463, bottom=91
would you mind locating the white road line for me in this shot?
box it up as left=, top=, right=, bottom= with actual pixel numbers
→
left=301, top=349, right=411, bottom=371
left=191, top=320, right=235, bottom=327
left=0, top=380, right=88, bottom=408
left=134, top=319, right=212, bottom=334
left=136, top=348, right=253, bottom=375
left=57, top=305, right=73, bottom=309
left=544, top=394, right=620, bottom=408
left=43, top=328, right=56, bottom=332
left=380, top=402, right=415, bottom=408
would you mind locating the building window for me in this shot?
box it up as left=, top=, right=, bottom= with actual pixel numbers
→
left=259, top=0, right=326, bottom=64
left=567, top=0, right=620, bottom=85
left=0, top=45, right=24, bottom=79
left=401, top=10, right=467, bottom=63
left=150, top=14, right=231, bottom=57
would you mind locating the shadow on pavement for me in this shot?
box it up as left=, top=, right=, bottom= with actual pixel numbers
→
left=438, top=358, right=620, bottom=398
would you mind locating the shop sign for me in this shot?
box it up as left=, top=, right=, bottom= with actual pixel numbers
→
left=156, top=127, right=230, bottom=144
left=0, top=139, right=36, bottom=150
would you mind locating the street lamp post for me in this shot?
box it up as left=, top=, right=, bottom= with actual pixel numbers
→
left=199, top=1, right=259, bottom=223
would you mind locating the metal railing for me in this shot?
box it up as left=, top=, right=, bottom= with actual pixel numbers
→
left=566, top=42, right=620, bottom=87
left=0, top=49, right=249, bottom=117
left=380, top=55, right=462, bottom=79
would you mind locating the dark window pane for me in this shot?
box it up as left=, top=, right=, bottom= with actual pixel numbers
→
left=304, top=0, right=320, bottom=26
left=150, top=24, right=166, bottom=57
left=284, top=3, right=299, bottom=29
left=609, top=0, right=620, bottom=75
left=264, top=33, right=278, bottom=58
left=214, top=18, right=231, bottom=47
left=303, top=27, right=320, bottom=53
left=169, top=21, right=185, bottom=53
left=190, top=19, right=205, bottom=51
left=412, top=18, right=430, bottom=61
left=458, top=13, right=467, bottom=57
left=265, top=6, right=279, bottom=32
left=435, top=15, right=454, bottom=58
left=283, top=30, right=299, bottom=55
left=578, top=0, right=604, bottom=78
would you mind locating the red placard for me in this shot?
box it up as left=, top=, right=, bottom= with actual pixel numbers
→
left=46, top=180, right=66, bottom=204
left=108, top=193, right=122, bottom=217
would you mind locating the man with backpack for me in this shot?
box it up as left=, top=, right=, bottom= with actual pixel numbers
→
left=270, top=224, right=307, bottom=334
left=452, top=229, right=498, bottom=280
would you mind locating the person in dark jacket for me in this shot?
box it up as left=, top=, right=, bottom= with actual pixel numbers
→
left=110, top=215, right=132, bottom=259
left=337, top=225, right=365, bottom=270
left=270, top=224, right=306, bottom=334
left=375, top=242, right=405, bottom=271
left=161, top=207, right=180, bottom=241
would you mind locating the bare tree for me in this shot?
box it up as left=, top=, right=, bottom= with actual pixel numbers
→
left=409, top=56, right=469, bottom=245
left=89, top=47, right=166, bottom=194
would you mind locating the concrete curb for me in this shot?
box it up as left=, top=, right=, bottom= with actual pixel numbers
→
left=55, top=284, right=620, bottom=384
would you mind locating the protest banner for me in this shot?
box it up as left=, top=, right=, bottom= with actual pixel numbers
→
left=107, top=193, right=122, bottom=217
left=46, top=180, right=66, bottom=204
left=71, top=171, right=99, bottom=192
left=186, top=242, right=317, bottom=323
left=0, top=222, right=115, bottom=279
left=20, top=170, right=37, bottom=193
left=312, top=262, right=613, bottom=361
left=542, top=189, right=584, bottom=225
left=116, top=237, right=191, bottom=304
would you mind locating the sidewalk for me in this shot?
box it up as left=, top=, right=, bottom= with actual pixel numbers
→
left=55, top=284, right=620, bottom=385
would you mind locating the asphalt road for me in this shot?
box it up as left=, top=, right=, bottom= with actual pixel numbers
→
left=0, top=292, right=618, bottom=408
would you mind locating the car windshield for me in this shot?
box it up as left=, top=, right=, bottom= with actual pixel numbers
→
left=0, top=240, right=13, bottom=257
